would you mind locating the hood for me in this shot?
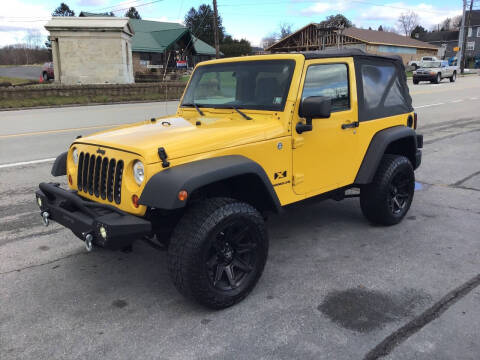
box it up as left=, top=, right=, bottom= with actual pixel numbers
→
left=75, top=114, right=287, bottom=164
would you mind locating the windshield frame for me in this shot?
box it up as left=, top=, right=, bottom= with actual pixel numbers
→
left=181, top=59, right=296, bottom=112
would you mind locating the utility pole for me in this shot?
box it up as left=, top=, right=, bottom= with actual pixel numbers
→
left=458, top=0, right=466, bottom=72
left=212, top=0, right=220, bottom=58
left=459, top=0, right=474, bottom=74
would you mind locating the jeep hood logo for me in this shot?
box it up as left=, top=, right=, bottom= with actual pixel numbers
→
left=96, top=148, right=106, bottom=155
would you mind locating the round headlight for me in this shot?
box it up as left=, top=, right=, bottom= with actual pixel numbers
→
left=133, top=160, right=144, bottom=185
left=72, top=148, right=79, bottom=165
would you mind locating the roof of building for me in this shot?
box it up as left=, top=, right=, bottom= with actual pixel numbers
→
left=79, top=11, right=114, bottom=17
left=128, top=19, right=217, bottom=55
left=301, top=48, right=403, bottom=62
left=466, top=10, right=480, bottom=26
left=342, top=27, right=438, bottom=50
left=45, top=17, right=133, bottom=35
left=417, top=31, right=459, bottom=43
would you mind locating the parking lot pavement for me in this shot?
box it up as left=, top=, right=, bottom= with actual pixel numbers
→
left=1, top=76, right=479, bottom=359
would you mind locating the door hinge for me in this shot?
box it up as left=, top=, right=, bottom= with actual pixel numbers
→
left=292, top=137, right=304, bottom=149
left=293, top=173, right=304, bottom=186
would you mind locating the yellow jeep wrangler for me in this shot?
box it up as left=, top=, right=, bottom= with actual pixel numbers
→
left=36, top=49, right=422, bottom=309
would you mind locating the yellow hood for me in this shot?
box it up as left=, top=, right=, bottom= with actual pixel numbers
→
left=73, top=114, right=287, bottom=164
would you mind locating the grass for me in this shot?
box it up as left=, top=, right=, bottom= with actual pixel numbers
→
left=0, top=76, right=38, bottom=85
left=0, top=92, right=181, bottom=109
left=405, top=71, right=413, bottom=78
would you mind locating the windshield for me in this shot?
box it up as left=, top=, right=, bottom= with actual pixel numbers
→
left=181, top=60, right=295, bottom=111
left=421, top=61, right=442, bottom=68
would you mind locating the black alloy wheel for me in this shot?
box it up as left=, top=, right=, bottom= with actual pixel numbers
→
left=168, top=197, right=268, bottom=309
left=360, top=155, right=415, bottom=225
left=388, top=171, right=412, bottom=215
left=205, top=218, right=258, bottom=291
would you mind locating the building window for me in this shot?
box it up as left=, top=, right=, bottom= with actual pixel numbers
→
left=477, top=27, right=480, bottom=37
left=466, top=41, right=475, bottom=51
left=467, top=27, right=472, bottom=37
left=302, top=63, right=350, bottom=112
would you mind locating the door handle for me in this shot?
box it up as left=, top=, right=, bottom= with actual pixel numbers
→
left=341, top=121, right=359, bottom=129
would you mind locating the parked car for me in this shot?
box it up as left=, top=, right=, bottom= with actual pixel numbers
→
left=42, top=62, right=54, bottom=81
left=408, top=56, right=439, bottom=70
left=36, top=49, right=422, bottom=309
left=413, top=60, right=457, bottom=84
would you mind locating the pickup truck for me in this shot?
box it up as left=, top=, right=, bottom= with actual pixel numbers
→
left=413, top=60, right=457, bottom=84
left=408, top=56, right=439, bottom=70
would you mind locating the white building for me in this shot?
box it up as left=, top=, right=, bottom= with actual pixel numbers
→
left=45, top=17, right=134, bottom=84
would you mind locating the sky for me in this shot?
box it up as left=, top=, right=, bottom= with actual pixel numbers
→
left=0, top=0, right=462, bottom=48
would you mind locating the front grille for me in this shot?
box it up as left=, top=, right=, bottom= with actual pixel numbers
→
left=77, top=152, right=124, bottom=204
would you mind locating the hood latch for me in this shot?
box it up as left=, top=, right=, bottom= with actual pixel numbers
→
left=158, top=147, right=170, bottom=168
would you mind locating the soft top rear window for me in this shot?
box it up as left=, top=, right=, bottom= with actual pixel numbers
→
left=355, top=58, right=413, bottom=121
left=181, top=60, right=295, bottom=111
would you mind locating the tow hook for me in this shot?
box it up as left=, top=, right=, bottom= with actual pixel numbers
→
left=84, top=233, right=93, bottom=252
left=42, top=211, right=50, bottom=226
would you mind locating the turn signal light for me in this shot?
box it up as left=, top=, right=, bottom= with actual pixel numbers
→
left=178, top=190, right=188, bottom=201
left=132, top=194, right=139, bottom=208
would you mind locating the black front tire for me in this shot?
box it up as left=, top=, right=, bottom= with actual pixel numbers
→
left=360, top=155, right=415, bottom=226
left=413, top=79, right=419, bottom=85
left=434, top=73, right=441, bottom=84
left=168, top=197, right=268, bottom=309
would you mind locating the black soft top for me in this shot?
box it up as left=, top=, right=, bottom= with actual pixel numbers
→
left=301, top=48, right=403, bottom=63
left=299, top=48, right=413, bottom=121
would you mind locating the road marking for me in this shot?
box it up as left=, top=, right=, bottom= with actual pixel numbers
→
left=0, top=123, right=121, bottom=139
left=0, top=158, right=56, bottom=169
left=450, top=99, right=463, bottom=103
left=415, top=103, right=445, bottom=108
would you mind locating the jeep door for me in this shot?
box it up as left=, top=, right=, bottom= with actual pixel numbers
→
left=292, top=58, right=361, bottom=196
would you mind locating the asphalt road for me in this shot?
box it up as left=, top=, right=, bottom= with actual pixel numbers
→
left=1, top=76, right=479, bottom=359
left=0, top=65, right=43, bottom=80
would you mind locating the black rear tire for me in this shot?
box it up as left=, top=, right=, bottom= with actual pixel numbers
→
left=360, top=155, right=415, bottom=226
left=168, top=197, right=268, bottom=309
left=42, top=72, right=48, bottom=81
left=413, top=79, right=419, bottom=85
left=450, top=72, right=456, bottom=82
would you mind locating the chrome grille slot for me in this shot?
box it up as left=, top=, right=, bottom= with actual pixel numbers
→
left=77, top=152, right=84, bottom=191
left=93, top=156, right=102, bottom=197
left=76, top=152, right=124, bottom=205
left=87, top=155, right=95, bottom=195
left=114, top=160, right=124, bottom=204
left=107, top=158, right=116, bottom=202
left=82, top=153, right=90, bottom=191
left=100, top=157, right=109, bottom=200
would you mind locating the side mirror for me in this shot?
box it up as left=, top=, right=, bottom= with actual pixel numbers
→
left=296, top=96, right=331, bottom=134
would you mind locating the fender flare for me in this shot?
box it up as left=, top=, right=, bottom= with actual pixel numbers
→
left=51, top=151, right=67, bottom=176
left=139, top=155, right=282, bottom=212
left=355, top=126, right=418, bottom=184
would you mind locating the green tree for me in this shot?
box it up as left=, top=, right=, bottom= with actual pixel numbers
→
left=318, top=14, right=352, bottom=29
left=125, top=7, right=141, bottom=19
left=185, top=4, right=225, bottom=46
left=220, top=35, right=251, bottom=57
left=411, top=25, right=427, bottom=38
left=52, top=3, right=75, bottom=16
left=378, top=25, right=384, bottom=31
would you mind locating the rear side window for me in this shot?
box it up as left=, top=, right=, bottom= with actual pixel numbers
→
left=357, top=59, right=412, bottom=121
left=302, top=63, right=349, bottom=112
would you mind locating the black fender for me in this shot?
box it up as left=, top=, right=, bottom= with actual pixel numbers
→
left=139, top=155, right=282, bottom=212
left=355, top=126, right=419, bottom=184
left=51, top=151, right=67, bottom=176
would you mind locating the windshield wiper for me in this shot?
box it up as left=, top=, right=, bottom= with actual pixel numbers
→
left=229, top=106, right=252, bottom=120
left=183, top=103, right=204, bottom=116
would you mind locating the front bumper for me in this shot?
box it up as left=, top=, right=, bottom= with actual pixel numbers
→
left=413, top=74, right=436, bottom=81
left=36, top=183, right=151, bottom=250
